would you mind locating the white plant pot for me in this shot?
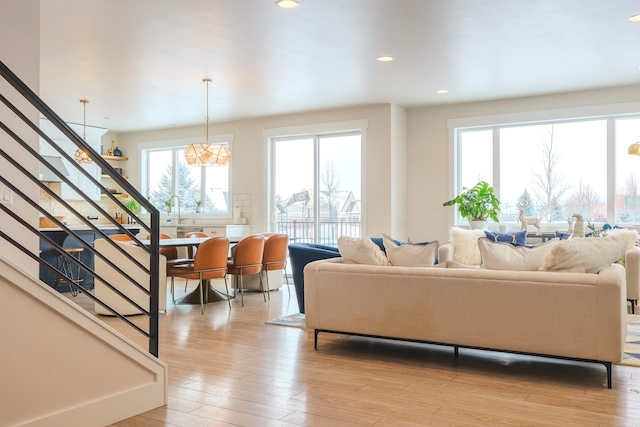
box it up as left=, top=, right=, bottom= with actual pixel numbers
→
left=470, top=220, right=487, bottom=230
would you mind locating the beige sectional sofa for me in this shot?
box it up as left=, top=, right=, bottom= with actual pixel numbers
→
left=304, top=258, right=627, bottom=388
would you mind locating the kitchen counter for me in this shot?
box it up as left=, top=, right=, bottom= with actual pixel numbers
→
left=39, top=223, right=141, bottom=232
left=39, top=224, right=141, bottom=293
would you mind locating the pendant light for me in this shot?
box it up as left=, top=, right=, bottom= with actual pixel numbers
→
left=629, top=142, right=640, bottom=156
left=73, top=99, right=92, bottom=164
left=185, top=78, right=216, bottom=166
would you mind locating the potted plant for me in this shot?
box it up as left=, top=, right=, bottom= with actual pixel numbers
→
left=443, top=181, right=501, bottom=229
left=195, top=200, right=204, bottom=214
left=122, top=198, right=141, bottom=215
left=164, top=199, right=174, bottom=214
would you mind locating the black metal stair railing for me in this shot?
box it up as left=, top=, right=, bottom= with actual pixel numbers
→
left=0, top=60, right=161, bottom=357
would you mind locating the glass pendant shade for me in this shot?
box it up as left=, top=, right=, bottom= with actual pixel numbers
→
left=75, top=99, right=92, bottom=164
left=74, top=148, right=92, bottom=164
left=184, top=143, right=216, bottom=166
left=212, top=144, right=231, bottom=166
left=629, top=142, right=640, bottom=156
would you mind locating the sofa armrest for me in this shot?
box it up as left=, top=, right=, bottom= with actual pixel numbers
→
left=626, top=247, right=640, bottom=301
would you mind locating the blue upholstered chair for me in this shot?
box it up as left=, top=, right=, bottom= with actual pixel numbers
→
left=288, top=238, right=386, bottom=313
left=288, top=243, right=340, bottom=313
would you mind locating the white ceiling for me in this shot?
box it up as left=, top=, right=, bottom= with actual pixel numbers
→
left=39, top=0, right=640, bottom=133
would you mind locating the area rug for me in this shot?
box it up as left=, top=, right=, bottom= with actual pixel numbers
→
left=622, top=314, right=640, bottom=367
left=265, top=312, right=306, bottom=328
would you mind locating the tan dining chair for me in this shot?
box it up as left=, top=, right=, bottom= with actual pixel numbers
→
left=261, top=234, right=290, bottom=298
left=166, top=236, right=230, bottom=314
left=227, top=234, right=265, bottom=306
left=179, top=231, right=209, bottom=294
left=109, top=234, right=133, bottom=241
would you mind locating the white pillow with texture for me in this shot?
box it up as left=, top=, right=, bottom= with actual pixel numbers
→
left=605, top=228, right=640, bottom=250
left=449, top=227, right=485, bottom=265
left=478, top=238, right=560, bottom=271
left=539, top=234, right=629, bottom=273
left=382, top=233, right=439, bottom=267
left=338, top=236, right=389, bottom=266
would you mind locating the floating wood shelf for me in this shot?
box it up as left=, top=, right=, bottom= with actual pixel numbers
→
left=101, top=193, right=129, bottom=199
left=101, top=174, right=129, bottom=180
left=101, top=155, right=128, bottom=161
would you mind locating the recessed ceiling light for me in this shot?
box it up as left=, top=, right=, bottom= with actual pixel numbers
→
left=436, top=89, right=449, bottom=94
left=629, top=14, right=640, bottom=22
left=276, top=0, right=298, bottom=9
left=376, top=56, right=393, bottom=62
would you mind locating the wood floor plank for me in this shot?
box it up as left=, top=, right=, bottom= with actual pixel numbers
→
left=98, top=285, right=640, bottom=427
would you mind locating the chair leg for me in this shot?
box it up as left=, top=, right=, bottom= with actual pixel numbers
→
left=171, top=277, right=175, bottom=303
left=239, top=274, right=245, bottom=306
left=284, top=266, right=291, bottom=296
left=184, top=278, right=189, bottom=292
left=262, top=270, right=269, bottom=301
left=199, top=273, right=204, bottom=315
left=223, top=275, right=231, bottom=309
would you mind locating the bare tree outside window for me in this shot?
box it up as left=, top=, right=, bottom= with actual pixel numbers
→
left=564, top=180, right=606, bottom=221
left=531, top=126, right=568, bottom=222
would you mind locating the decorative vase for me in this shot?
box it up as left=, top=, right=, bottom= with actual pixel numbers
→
left=113, top=146, right=123, bottom=157
left=196, top=207, right=203, bottom=214
left=470, top=220, right=487, bottom=230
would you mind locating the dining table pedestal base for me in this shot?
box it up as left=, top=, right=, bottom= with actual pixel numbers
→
left=175, top=280, right=231, bottom=305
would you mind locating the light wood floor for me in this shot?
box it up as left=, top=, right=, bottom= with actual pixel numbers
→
left=101, top=280, right=640, bottom=427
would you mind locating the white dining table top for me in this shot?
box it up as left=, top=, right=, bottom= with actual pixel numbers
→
left=135, top=236, right=239, bottom=247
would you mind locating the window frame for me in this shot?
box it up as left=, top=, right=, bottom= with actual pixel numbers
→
left=139, top=134, right=233, bottom=218
left=448, top=108, right=640, bottom=228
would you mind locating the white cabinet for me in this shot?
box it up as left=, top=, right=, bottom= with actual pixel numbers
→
left=39, top=118, right=107, bottom=201
left=202, top=226, right=226, bottom=238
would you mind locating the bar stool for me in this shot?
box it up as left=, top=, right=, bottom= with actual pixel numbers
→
left=53, top=247, right=84, bottom=296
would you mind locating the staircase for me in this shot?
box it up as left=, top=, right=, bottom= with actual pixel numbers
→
left=0, top=60, right=167, bottom=425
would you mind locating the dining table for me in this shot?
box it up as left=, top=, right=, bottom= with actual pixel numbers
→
left=135, top=236, right=240, bottom=305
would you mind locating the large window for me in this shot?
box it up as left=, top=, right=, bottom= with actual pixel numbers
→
left=455, top=115, right=640, bottom=226
left=270, top=132, right=362, bottom=245
left=141, top=142, right=230, bottom=215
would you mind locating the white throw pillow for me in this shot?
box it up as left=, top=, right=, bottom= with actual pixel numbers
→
left=449, top=227, right=485, bottom=265
left=539, top=234, right=629, bottom=273
left=338, top=236, right=389, bottom=266
left=382, top=233, right=439, bottom=267
left=605, top=228, right=640, bottom=250
left=478, top=238, right=560, bottom=271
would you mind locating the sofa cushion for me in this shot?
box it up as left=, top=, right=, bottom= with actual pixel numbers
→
left=449, top=227, right=485, bottom=265
left=539, top=234, right=629, bottom=273
left=382, top=233, right=438, bottom=267
left=478, top=237, right=560, bottom=271
left=484, top=230, right=527, bottom=246
left=338, top=236, right=389, bottom=265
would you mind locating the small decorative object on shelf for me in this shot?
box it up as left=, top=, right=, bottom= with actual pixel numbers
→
left=195, top=200, right=204, bottom=213
left=113, top=146, right=123, bottom=157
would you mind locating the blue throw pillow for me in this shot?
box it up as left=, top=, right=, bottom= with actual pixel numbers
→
left=484, top=230, right=527, bottom=246
left=555, top=231, right=571, bottom=240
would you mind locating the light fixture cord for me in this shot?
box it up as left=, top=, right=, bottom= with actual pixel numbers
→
left=83, top=100, right=86, bottom=140
left=205, top=79, right=209, bottom=145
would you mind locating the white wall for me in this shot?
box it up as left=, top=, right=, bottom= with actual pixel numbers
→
left=0, top=1, right=40, bottom=274
left=407, top=84, right=640, bottom=245
left=118, top=104, right=398, bottom=236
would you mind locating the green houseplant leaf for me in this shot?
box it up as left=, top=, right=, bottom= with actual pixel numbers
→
left=443, top=181, right=501, bottom=222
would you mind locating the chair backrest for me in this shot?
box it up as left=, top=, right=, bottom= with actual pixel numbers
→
left=194, top=237, right=230, bottom=279
left=262, top=234, right=289, bottom=270
left=231, top=234, right=265, bottom=275
left=186, top=231, right=209, bottom=258
left=109, top=234, right=133, bottom=241
left=147, top=233, right=178, bottom=260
